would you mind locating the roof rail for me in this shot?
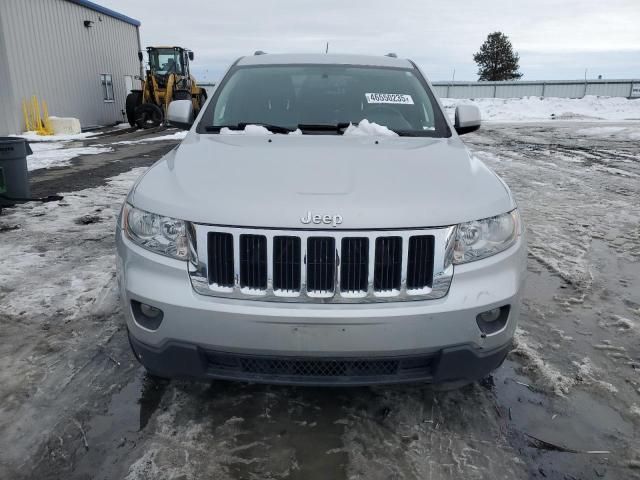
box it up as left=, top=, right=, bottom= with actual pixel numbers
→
left=254, top=50, right=267, bottom=55
left=385, top=52, right=398, bottom=58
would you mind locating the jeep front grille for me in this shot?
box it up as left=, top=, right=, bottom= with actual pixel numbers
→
left=190, top=225, right=456, bottom=303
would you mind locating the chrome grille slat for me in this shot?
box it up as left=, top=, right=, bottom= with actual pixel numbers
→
left=208, top=232, right=234, bottom=288
left=374, top=236, right=402, bottom=292
left=273, top=236, right=301, bottom=293
left=189, top=225, right=456, bottom=303
left=239, top=234, right=267, bottom=290
left=306, top=237, right=336, bottom=295
left=407, top=235, right=435, bottom=291
left=340, top=237, right=368, bottom=294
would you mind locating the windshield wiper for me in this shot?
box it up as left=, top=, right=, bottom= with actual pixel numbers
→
left=297, top=123, right=350, bottom=134
left=205, top=123, right=294, bottom=134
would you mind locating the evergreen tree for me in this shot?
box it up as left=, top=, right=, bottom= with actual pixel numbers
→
left=473, top=32, right=523, bottom=81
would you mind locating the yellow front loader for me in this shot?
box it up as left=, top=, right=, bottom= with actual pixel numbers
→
left=126, top=46, right=207, bottom=128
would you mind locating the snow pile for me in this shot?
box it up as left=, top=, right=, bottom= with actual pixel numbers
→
left=13, top=130, right=101, bottom=142
left=28, top=142, right=112, bottom=171
left=511, top=329, right=575, bottom=396
left=343, top=119, right=398, bottom=136
left=440, top=96, right=640, bottom=122
left=220, top=125, right=273, bottom=135
left=113, top=131, right=188, bottom=145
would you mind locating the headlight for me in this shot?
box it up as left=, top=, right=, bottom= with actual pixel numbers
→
left=453, top=209, right=520, bottom=264
left=122, top=203, right=189, bottom=260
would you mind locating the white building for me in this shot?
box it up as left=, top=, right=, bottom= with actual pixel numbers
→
left=0, top=0, right=142, bottom=135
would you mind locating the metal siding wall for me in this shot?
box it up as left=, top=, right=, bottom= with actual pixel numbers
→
left=543, top=83, right=585, bottom=98
left=0, top=0, right=140, bottom=134
left=495, top=83, right=543, bottom=98
left=0, top=4, right=17, bottom=135
left=586, top=83, right=631, bottom=97
left=431, top=85, right=448, bottom=97
left=432, top=80, right=638, bottom=99
left=450, top=85, right=494, bottom=98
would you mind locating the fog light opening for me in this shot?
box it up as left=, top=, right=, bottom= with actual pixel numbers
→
left=131, top=300, right=164, bottom=331
left=476, top=305, right=510, bottom=335
left=140, top=303, right=162, bottom=319
left=478, top=308, right=501, bottom=323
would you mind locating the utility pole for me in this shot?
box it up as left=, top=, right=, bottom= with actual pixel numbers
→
left=325, top=42, right=329, bottom=54
left=452, top=68, right=456, bottom=82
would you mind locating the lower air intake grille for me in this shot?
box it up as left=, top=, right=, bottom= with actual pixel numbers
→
left=240, top=358, right=399, bottom=377
left=208, top=232, right=234, bottom=287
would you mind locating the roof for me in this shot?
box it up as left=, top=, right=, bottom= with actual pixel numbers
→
left=65, top=0, right=141, bottom=27
left=237, top=53, right=413, bottom=69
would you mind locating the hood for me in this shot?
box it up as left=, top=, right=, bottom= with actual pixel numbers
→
left=130, top=133, right=515, bottom=229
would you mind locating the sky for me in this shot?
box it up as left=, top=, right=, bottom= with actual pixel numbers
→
left=99, top=0, right=640, bottom=83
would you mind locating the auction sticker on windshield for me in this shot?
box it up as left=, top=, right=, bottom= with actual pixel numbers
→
left=365, top=93, right=414, bottom=104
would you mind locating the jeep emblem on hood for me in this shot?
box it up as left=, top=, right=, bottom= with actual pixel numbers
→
left=300, top=211, right=343, bottom=227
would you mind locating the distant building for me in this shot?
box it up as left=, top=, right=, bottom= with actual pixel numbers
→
left=0, top=0, right=141, bottom=135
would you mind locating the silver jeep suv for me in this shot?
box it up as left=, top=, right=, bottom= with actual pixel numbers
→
left=116, top=53, right=526, bottom=386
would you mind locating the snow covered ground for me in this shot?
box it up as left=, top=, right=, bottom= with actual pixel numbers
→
left=441, top=95, right=640, bottom=123
left=111, top=131, right=188, bottom=145
left=14, top=130, right=103, bottom=142
left=1, top=122, right=639, bottom=479
left=19, top=129, right=189, bottom=171
left=28, top=142, right=112, bottom=171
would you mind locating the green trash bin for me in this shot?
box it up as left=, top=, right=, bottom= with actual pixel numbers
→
left=0, top=136, right=32, bottom=208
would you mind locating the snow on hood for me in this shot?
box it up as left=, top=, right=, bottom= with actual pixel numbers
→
left=220, top=125, right=273, bottom=135
left=343, top=119, right=398, bottom=137
left=219, top=126, right=310, bottom=136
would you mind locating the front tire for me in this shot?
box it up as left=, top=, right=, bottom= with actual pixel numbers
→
left=125, top=91, right=143, bottom=126
left=134, top=103, right=164, bottom=129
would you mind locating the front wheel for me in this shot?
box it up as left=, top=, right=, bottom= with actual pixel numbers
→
left=125, top=91, right=143, bottom=126
left=134, top=103, right=163, bottom=129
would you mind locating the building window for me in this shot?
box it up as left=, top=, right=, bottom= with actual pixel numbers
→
left=101, top=74, right=114, bottom=102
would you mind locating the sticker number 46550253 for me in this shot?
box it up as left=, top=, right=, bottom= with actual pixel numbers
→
left=365, top=93, right=414, bottom=104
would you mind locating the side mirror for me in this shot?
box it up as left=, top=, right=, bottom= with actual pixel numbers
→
left=188, top=51, right=194, bottom=61
left=137, top=51, right=143, bottom=62
left=454, top=105, right=481, bottom=135
left=167, top=100, right=194, bottom=130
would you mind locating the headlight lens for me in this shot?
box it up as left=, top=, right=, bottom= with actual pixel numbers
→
left=123, top=204, right=189, bottom=260
left=454, top=209, right=520, bottom=264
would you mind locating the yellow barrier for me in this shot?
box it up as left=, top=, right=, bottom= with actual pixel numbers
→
left=22, top=96, right=53, bottom=135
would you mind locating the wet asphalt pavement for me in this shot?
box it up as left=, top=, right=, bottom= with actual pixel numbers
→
left=0, top=123, right=639, bottom=479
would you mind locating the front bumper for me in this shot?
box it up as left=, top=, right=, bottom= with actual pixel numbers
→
left=129, top=331, right=512, bottom=385
left=116, top=228, right=526, bottom=384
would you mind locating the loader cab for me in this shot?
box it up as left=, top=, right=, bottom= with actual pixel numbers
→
left=147, top=47, right=189, bottom=80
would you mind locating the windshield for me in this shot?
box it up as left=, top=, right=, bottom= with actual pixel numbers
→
left=148, top=48, right=183, bottom=75
left=199, top=64, right=450, bottom=136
